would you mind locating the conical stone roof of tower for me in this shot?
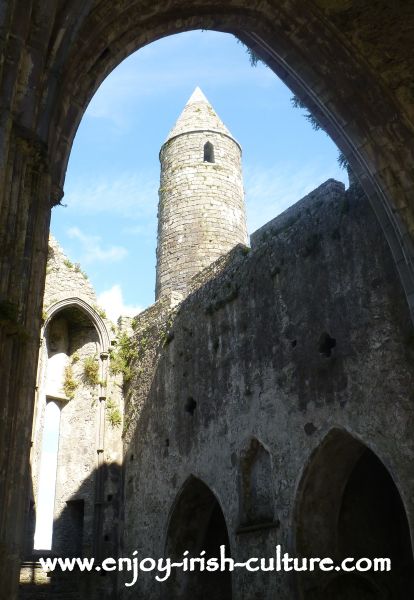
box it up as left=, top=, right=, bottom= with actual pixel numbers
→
left=164, top=86, right=237, bottom=145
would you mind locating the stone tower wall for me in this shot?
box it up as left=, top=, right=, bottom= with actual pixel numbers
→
left=155, top=130, right=248, bottom=299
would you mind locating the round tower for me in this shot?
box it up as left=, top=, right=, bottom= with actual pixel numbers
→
left=155, top=87, right=248, bottom=300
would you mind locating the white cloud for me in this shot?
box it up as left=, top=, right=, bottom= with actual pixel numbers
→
left=67, top=227, right=128, bottom=263
left=64, top=172, right=158, bottom=220
left=244, top=162, right=347, bottom=233
left=97, top=284, right=143, bottom=322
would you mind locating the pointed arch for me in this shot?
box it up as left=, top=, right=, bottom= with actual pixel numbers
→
left=33, top=401, right=61, bottom=550
left=31, top=297, right=111, bottom=557
left=295, top=428, right=414, bottom=599
left=43, top=297, right=111, bottom=353
left=203, top=141, right=215, bottom=163
left=165, top=475, right=232, bottom=599
left=238, top=437, right=274, bottom=527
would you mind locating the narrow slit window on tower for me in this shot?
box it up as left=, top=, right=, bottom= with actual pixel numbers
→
left=203, top=141, right=215, bottom=163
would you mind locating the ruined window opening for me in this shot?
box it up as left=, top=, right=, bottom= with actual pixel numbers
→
left=204, top=141, right=215, bottom=163
left=33, top=400, right=61, bottom=550
left=296, top=429, right=414, bottom=598
left=165, top=476, right=232, bottom=598
left=185, top=396, right=197, bottom=415
left=238, top=438, right=274, bottom=527
left=33, top=306, right=101, bottom=554
left=318, top=332, right=336, bottom=357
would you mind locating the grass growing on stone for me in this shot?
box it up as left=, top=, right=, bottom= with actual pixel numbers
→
left=106, top=397, right=122, bottom=427
left=93, top=304, right=107, bottom=319
left=83, top=355, right=100, bottom=386
left=73, top=263, right=88, bottom=280
left=63, top=258, right=88, bottom=279
left=63, top=259, right=74, bottom=269
left=109, top=332, right=138, bottom=382
left=63, top=364, right=77, bottom=399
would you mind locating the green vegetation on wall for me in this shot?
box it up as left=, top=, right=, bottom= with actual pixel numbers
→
left=83, top=355, right=100, bottom=386
left=109, top=332, right=138, bottom=382
left=63, top=364, right=78, bottom=399
left=106, top=397, right=122, bottom=427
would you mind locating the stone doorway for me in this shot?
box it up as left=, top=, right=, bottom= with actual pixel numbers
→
left=164, top=476, right=232, bottom=600
left=295, top=429, right=414, bottom=599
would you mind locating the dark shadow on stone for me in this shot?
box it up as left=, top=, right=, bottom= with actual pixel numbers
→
left=19, top=462, right=122, bottom=600
left=295, top=428, right=414, bottom=599
left=164, top=476, right=232, bottom=600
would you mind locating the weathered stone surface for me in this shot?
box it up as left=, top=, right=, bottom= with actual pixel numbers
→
left=122, top=181, right=414, bottom=598
left=20, top=239, right=123, bottom=600
left=44, top=237, right=97, bottom=309
left=2, top=3, right=414, bottom=597
left=156, top=87, right=247, bottom=299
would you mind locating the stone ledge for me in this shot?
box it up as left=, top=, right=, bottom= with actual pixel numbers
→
left=250, top=179, right=346, bottom=249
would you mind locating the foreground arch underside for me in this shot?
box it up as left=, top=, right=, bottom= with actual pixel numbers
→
left=1, top=2, right=414, bottom=598
left=295, top=429, right=414, bottom=599
left=165, top=476, right=232, bottom=600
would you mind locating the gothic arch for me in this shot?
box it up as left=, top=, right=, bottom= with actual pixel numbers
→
left=238, top=437, right=274, bottom=527
left=43, top=297, right=111, bottom=354
left=164, top=475, right=232, bottom=599
left=3, top=4, right=414, bottom=596
left=294, top=428, right=414, bottom=599
left=42, top=4, right=414, bottom=317
left=26, top=292, right=117, bottom=570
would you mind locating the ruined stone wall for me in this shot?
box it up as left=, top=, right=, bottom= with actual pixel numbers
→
left=4, top=6, right=414, bottom=597
left=29, top=238, right=100, bottom=527
left=43, top=236, right=97, bottom=309
left=122, top=179, right=414, bottom=599
left=51, top=323, right=100, bottom=557
left=21, top=239, right=123, bottom=600
left=155, top=129, right=247, bottom=299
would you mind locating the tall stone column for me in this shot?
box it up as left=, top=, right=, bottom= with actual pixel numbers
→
left=155, top=87, right=248, bottom=300
left=0, top=126, right=54, bottom=600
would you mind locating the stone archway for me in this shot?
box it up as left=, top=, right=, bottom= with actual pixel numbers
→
left=164, top=476, right=232, bottom=600
left=43, top=296, right=111, bottom=354
left=30, top=300, right=110, bottom=559
left=295, top=429, right=414, bottom=599
left=3, top=4, right=414, bottom=597
left=238, top=437, right=274, bottom=528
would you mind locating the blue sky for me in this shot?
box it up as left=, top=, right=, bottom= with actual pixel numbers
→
left=51, top=30, right=347, bottom=321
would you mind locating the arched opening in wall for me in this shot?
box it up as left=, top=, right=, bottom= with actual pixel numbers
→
left=203, top=141, right=215, bottom=163
left=47, top=18, right=414, bottom=319
left=31, top=304, right=102, bottom=554
left=164, top=476, right=232, bottom=599
left=33, top=401, right=61, bottom=550
left=238, top=437, right=274, bottom=529
left=5, top=5, right=414, bottom=600
left=39, top=23, right=414, bottom=592
left=295, top=429, right=414, bottom=599
left=52, top=30, right=351, bottom=320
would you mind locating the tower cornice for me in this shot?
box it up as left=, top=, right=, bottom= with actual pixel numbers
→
left=160, top=128, right=242, bottom=158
